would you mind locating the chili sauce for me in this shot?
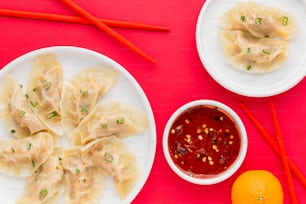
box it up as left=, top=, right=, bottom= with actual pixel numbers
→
left=168, top=105, right=241, bottom=176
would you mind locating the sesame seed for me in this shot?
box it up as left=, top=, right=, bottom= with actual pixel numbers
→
left=212, top=145, right=217, bottom=150
left=209, top=160, right=214, bottom=165
left=198, top=135, right=203, bottom=140
left=202, top=124, right=207, bottom=128
left=171, top=129, right=175, bottom=134
left=230, top=135, right=234, bottom=139
left=196, top=128, right=202, bottom=133
left=208, top=156, right=212, bottom=161
left=185, top=119, right=190, bottom=124
left=204, top=128, right=209, bottom=134
left=202, top=157, right=207, bottom=162
left=229, top=141, right=233, bottom=145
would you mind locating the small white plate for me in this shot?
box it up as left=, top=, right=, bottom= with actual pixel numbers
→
left=196, top=0, right=306, bottom=97
left=0, top=46, right=156, bottom=204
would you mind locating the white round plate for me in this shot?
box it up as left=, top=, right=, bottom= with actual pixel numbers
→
left=0, top=46, right=156, bottom=204
left=196, top=0, right=306, bottom=97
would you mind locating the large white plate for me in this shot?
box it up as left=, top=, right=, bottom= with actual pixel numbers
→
left=0, top=46, right=156, bottom=204
left=196, top=0, right=306, bottom=97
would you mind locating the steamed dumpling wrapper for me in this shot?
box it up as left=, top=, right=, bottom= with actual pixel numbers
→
left=220, top=30, right=288, bottom=73
left=62, top=147, right=104, bottom=204
left=81, top=136, right=139, bottom=199
left=17, top=148, right=64, bottom=204
left=61, top=67, right=118, bottom=138
left=0, top=132, right=55, bottom=177
left=0, top=75, right=47, bottom=138
left=72, top=102, right=148, bottom=145
left=219, top=2, right=300, bottom=40
left=27, top=53, right=63, bottom=135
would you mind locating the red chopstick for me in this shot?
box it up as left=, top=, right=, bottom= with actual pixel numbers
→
left=0, top=8, right=170, bottom=31
left=239, top=103, right=306, bottom=188
left=270, top=102, right=298, bottom=204
left=58, top=0, right=155, bottom=63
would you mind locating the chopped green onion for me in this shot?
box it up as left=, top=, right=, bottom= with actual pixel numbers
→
left=80, top=104, right=88, bottom=113
left=32, top=88, right=37, bottom=92
left=58, top=157, right=62, bottom=161
left=247, top=47, right=252, bottom=54
left=32, top=160, right=36, bottom=168
left=10, top=129, right=16, bottom=134
left=262, top=49, right=271, bottom=55
left=30, top=101, right=38, bottom=107
left=255, top=17, right=262, bottom=25
left=240, top=16, right=246, bottom=21
left=25, top=94, right=29, bottom=99
left=19, top=84, right=23, bottom=88
left=246, top=65, right=252, bottom=71
left=42, top=81, right=51, bottom=90
left=282, top=16, right=288, bottom=25
left=39, top=189, right=48, bottom=200
left=116, top=117, right=125, bottom=125
left=101, top=123, right=108, bottom=129
left=19, top=111, right=26, bottom=118
left=27, top=143, right=32, bottom=150
left=80, top=90, right=88, bottom=97
left=75, top=168, right=81, bottom=174
left=11, top=148, right=15, bottom=153
left=47, top=111, right=57, bottom=119
left=104, top=152, right=113, bottom=162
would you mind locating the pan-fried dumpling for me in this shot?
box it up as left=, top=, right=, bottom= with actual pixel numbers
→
left=27, top=53, right=63, bottom=135
left=0, top=75, right=47, bottom=138
left=0, top=132, right=54, bottom=177
left=220, top=30, right=288, bottom=73
left=62, top=147, right=104, bottom=204
left=219, top=2, right=299, bottom=40
left=16, top=148, right=64, bottom=204
left=72, top=102, right=148, bottom=145
left=81, top=136, right=139, bottom=199
left=61, top=67, right=118, bottom=138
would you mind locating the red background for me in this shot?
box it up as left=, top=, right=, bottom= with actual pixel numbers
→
left=0, top=0, right=305, bottom=203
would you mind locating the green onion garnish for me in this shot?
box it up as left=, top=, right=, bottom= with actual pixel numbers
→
left=32, top=160, right=36, bottom=168
left=247, top=47, right=252, bottom=54
left=282, top=16, right=288, bottom=25
left=11, top=148, right=15, bottom=153
left=116, top=117, right=125, bottom=125
left=80, top=104, right=88, bottom=113
left=10, top=129, right=16, bottom=134
left=104, top=152, right=113, bottom=162
left=240, top=16, right=246, bottom=21
left=39, top=189, right=48, bottom=200
left=27, top=143, right=32, bottom=150
left=47, top=111, right=57, bottom=119
left=80, top=90, right=88, bottom=97
left=101, top=123, right=108, bottom=129
left=75, top=168, right=81, bottom=174
left=255, top=17, right=262, bottom=25
left=246, top=65, right=252, bottom=71
left=30, top=101, right=38, bottom=107
left=262, top=49, right=271, bottom=55
left=19, top=111, right=26, bottom=118
left=32, top=88, right=37, bottom=92
left=25, top=94, right=29, bottom=99
left=42, top=81, right=51, bottom=90
left=19, top=84, right=23, bottom=88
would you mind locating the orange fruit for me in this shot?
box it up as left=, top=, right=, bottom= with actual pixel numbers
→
left=231, top=170, right=284, bottom=204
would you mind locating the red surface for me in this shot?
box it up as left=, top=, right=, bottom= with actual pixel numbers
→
left=0, top=0, right=305, bottom=203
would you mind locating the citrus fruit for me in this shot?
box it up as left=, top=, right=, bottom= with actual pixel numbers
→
left=231, top=170, right=284, bottom=204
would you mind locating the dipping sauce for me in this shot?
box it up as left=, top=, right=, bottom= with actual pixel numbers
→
left=168, top=105, right=241, bottom=175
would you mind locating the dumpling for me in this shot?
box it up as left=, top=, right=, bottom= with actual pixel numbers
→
left=62, top=147, right=104, bottom=204
left=16, top=148, right=64, bottom=204
left=219, top=2, right=299, bottom=40
left=0, top=74, right=47, bottom=138
left=61, top=67, right=118, bottom=137
left=72, top=102, right=148, bottom=145
left=0, top=132, right=55, bottom=177
left=81, top=136, right=139, bottom=199
left=27, top=53, right=63, bottom=135
left=220, top=30, right=288, bottom=73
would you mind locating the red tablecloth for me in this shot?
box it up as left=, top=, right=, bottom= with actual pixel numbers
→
left=0, top=0, right=305, bottom=203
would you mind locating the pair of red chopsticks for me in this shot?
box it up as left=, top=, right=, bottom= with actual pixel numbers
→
left=240, top=103, right=305, bottom=204
left=0, top=0, right=170, bottom=63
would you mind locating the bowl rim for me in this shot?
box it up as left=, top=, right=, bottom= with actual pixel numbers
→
left=162, top=99, right=248, bottom=185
